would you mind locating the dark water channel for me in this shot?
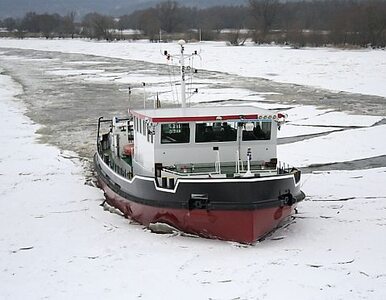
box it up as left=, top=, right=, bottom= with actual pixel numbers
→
left=1, top=47, right=385, bottom=174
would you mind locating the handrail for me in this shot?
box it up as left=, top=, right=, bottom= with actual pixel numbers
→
left=162, top=166, right=278, bottom=178
left=162, top=168, right=221, bottom=177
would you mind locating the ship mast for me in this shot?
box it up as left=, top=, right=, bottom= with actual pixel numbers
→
left=178, top=39, right=187, bottom=108
left=163, top=40, right=199, bottom=108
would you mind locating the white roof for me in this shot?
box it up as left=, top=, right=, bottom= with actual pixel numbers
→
left=130, top=106, right=277, bottom=123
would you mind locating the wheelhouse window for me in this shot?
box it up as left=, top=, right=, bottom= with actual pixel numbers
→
left=242, top=121, right=271, bottom=141
left=161, top=123, right=190, bottom=144
left=195, top=122, right=237, bottom=143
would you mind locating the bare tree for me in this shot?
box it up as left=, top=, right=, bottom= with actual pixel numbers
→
left=62, top=11, right=76, bottom=38
left=3, top=17, right=18, bottom=32
left=249, top=0, right=279, bottom=43
left=21, top=12, right=39, bottom=33
left=139, top=9, right=161, bottom=41
left=157, top=1, right=180, bottom=33
left=82, top=13, right=113, bottom=40
left=2, top=0, right=385, bottom=47
left=227, top=29, right=249, bottom=46
left=362, top=1, right=386, bottom=47
left=19, top=12, right=61, bottom=38
left=39, top=13, right=61, bottom=38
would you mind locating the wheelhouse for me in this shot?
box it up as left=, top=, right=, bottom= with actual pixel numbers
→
left=127, top=106, right=284, bottom=178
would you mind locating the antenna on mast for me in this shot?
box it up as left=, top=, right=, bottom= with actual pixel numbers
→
left=162, top=40, right=199, bottom=108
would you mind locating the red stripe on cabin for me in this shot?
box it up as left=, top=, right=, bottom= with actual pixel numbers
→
left=130, top=111, right=259, bottom=123
left=152, top=115, right=259, bottom=123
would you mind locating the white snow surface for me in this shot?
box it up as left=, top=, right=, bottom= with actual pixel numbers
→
left=278, top=124, right=339, bottom=138
left=287, top=107, right=383, bottom=128
left=1, top=39, right=386, bottom=97
left=1, top=44, right=386, bottom=299
left=284, top=105, right=383, bottom=127
left=277, top=105, right=383, bottom=139
left=278, top=125, right=386, bottom=167
left=277, top=105, right=384, bottom=139
left=46, top=68, right=105, bottom=76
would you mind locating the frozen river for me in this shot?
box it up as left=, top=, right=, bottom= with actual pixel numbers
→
left=1, top=42, right=386, bottom=299
left=0, top=47, right=385, bottom=173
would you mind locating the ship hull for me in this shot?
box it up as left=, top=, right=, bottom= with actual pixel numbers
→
left=94, top=153, right=304, bottom=243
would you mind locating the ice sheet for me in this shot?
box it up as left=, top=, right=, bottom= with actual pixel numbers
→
left=0, top=39, right=385, bottom=97
left=278, top=124, right=386, bottom=167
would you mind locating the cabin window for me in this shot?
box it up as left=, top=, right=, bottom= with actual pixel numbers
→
left=161, top=123, right=190, bottom=144
left=195, top=122, right=237, bottom=143
left=242, top=121, right=271, bottom=141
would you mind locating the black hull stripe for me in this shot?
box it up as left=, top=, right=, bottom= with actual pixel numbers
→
left=94, top=154, right=305, bottom=211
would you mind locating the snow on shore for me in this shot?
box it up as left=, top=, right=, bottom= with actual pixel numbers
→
left=1, top=39, right=385, bottom=97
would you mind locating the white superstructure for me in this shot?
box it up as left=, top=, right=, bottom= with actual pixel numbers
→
left=127, top=106, right=284, bottom=177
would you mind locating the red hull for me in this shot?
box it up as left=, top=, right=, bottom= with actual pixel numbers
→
left=98, top=178, right=295, bottom=244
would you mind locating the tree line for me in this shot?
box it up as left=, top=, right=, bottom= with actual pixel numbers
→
left=1, top=0, right=385, bottom=47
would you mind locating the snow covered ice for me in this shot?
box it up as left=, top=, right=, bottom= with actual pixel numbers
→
left=1, top=39, right=385, bottom=97
left=1, top=39, right=386, bottom=299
